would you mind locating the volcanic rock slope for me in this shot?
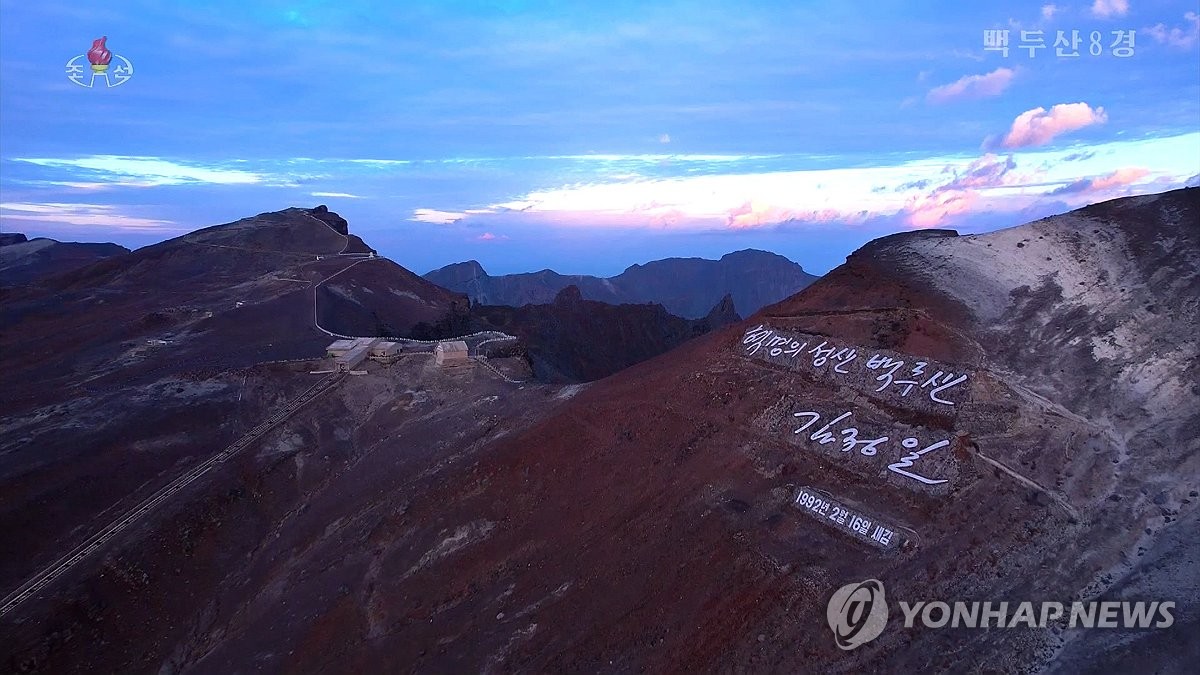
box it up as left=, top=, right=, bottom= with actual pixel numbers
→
left=3, top=189, right=1198, bottom=673
left=425, top=248, right=818, bottom=318
left=0, top=206, right=477, bottom=633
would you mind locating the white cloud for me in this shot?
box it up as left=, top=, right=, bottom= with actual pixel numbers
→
left=1145, top=12, right=1200, bottom=49
left=1090, top=0, right=1129, bottom=19
left=1042, top=4, right=1060, bottom=21
left=311, top=191, right=364, bottom=198
left=411, top=209, right=468, bottom=225
left=12, top=155, right=267, bottom=186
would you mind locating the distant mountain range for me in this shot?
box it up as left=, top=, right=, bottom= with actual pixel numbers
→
left=0, top=233, right=129, bottom=286
left=424, top=249, right=818, bottom=319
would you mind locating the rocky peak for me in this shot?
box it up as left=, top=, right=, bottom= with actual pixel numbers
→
left=704, top=293, right=741, bottom=325
left=306, top=205, right=349, bottom=236
left=553, top=284, right=584, bottom=305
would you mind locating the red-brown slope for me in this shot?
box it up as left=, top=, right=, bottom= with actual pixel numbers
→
left=3, top=190, right=1196, bottom=673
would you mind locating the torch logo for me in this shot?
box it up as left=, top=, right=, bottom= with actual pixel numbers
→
left=66, top=37, right=134, bottom=88
left=826, top=579, right=889, bottom=650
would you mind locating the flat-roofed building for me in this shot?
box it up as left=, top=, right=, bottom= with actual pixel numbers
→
left=326, top=339, right=358, bottom=357
left=336, top=344, right=371, bottom=371
left=434, top=340, right=469, bottom=367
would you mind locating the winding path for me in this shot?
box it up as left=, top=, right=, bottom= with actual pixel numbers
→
left=1, top=212, right=525, bottom=619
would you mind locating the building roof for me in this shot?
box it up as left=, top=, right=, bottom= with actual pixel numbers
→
left=335, top=344, right=371, bottom=365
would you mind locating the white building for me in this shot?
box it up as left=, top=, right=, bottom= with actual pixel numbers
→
left=325, top=339, right=359, bottom=357
left=434, top=340, right=469, bottom=366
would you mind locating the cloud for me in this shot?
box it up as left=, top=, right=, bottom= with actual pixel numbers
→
left=12, top=156, right=269, bottom=187
left=901, top=154, right=1019, bottom=227
left=904, top=189, right=978, bottom=228
left=404, top=132, right=1198, bottom=234
left=1186, top=173, right=1200, bottom=188
left=1042, top=4, right=1060, bottom=20
left=411, top=209, right=467, bottom=225
left=927, top=67, right=1016, bottom=104
left=1050, top=167, right=1150, bottom=194
left=1145, top=12, right=1200, bottom=49
left=1001, top=103, right=1108, bottom=148
left=311, top=191, right=364, bottom=198
left=658, top=133, right=671, bottom=144
left=0, top=202, right=181, bottom=232
left=476, top=232, right=509, bottom=241
left=1090, top=0, right=1129, bottom=18
left=944, top=153, right=1017, bottom=190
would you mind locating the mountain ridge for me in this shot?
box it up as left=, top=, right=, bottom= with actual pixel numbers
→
left=0, top=234, right=130, bottom=286
left=424, top=248, right=818, bottom=319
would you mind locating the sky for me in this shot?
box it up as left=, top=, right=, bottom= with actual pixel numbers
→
left=1, top=0, right=1198, bottom=276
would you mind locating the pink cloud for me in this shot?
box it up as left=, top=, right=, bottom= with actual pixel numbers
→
left=475, top=232, right=510, bottom=241
left=899, top=154, right=1023, bottom=228
left=725, top=201, right=754, bottom=227
left=1090, top=0, right=1129, bottom=19
left=1001, top=102, right=1108, bottom=148
left=905, top=189, right=977, bottom=228
left=726, top=203, right=797, bottom=229
left=1145, top=12, right=1200, bottom=49
left=927, top=68, right=1016, bottom=104
left=1091, top=167, right=1150, bottom=189
left=1051, top=167, right=1150, bottom=195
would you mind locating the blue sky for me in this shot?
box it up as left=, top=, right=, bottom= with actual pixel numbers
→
left=1, top=0, right=1198, bottom=276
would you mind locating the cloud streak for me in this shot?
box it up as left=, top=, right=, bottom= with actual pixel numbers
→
left=1050, top=167, right=1150, bottom=194
left=927, top=68, right=1015, bottom=104
left=0, top=202, right=181, bottom=232
left=12, top=156, right=269, bottom=187
left=412, top=209, right=468, bottom=225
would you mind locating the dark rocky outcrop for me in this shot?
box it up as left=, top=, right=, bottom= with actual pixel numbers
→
left=306, top=204, right=349, bottom=236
